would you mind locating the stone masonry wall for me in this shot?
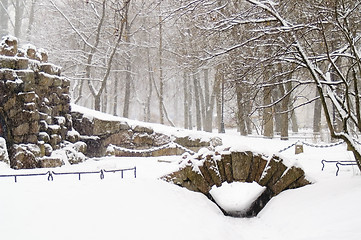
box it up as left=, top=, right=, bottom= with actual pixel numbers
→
left=0, top=36, right=82, bottom=169
left=71, top=106, right=222, bottom=157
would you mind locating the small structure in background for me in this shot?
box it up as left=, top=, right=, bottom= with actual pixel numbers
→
left=295, top=142, right=304, bottom=154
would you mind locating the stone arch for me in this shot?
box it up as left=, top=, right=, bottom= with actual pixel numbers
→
left=162, top=150, right=311, bottom=217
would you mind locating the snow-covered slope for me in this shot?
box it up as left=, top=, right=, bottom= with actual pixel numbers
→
left=0, top=132, right=360, bottom=240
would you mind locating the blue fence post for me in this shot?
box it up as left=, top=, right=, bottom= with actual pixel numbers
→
left=48, top=171, right=54, bottom=181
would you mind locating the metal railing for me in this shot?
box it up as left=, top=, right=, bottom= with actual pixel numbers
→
left=335, top=162, right=358, bottom=176
left=0, top=167, right=136, bottom=183
left=321, top=160, right=357, bottom=176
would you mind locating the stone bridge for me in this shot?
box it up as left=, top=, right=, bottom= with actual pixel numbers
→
left=162, top=149, right=311, bottom=217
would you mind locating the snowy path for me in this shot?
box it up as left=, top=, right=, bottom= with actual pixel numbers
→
left=0, top=158, right=244, bottom=240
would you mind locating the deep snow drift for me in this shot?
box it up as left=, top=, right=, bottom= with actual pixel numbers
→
left=0, top=118, right=360, bottom=240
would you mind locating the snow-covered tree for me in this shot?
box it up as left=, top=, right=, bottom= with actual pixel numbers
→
left=240, top=0, right=361, bottom=169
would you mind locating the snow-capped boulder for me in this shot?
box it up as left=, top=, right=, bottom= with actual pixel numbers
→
left=0, top=35, right=18, bottom=56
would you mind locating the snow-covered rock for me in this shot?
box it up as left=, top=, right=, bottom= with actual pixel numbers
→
left=0, top=137, right=9, bottom=164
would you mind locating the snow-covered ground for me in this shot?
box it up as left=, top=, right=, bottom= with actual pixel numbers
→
left=1, top=130, right=360, bottom=240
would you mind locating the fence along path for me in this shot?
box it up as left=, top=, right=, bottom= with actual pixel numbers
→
left=279, top=140, right=359, bottom=176
left=0, top=167, right=136, bottom=182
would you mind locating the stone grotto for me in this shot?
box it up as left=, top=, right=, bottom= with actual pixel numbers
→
left=0, top=35, right=221, bottom=169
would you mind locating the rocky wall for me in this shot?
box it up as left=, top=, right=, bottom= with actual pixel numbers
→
left=0, top=36, right=83, bottom=169
left=71, top=108, right=222, bottom=157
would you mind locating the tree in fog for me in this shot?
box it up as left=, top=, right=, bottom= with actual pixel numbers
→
left=36, top=0, right=139, bottom=113
left=0, top=0, right=9, bottom=36
left=0, top=0, right=34, bottom=38
left=170, top=0, right=225, bottom=132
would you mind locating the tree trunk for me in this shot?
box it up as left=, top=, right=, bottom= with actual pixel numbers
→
left=193, top=73, right=202, bottom=131
left=278, top=83, right=290, bottom=140
left=158, top=12, right=164, bottom=124
left=202, top=69, right=210, bottom=131
left=151, top=70, right=176, bottom=127
left=263, top=85, right=274, bottom=138
left=246, top=100, right=252, bottom=134
left=146, top=69, right=153, bottom=122
left=183, top=71, right=189, bottom=129
left=291, top=110, right=299, bottom=133
left=14, top=0, right=24, bottom=38
left=215, top=66, right=223, bottom=133
left=273, top=87, right=282, bottom=135
left=146, top=54, right=153, bottom=122
left=122, top=17, right=131, bottom=118
left=284, top=80, right=298, bottom=133
left=199, top=73, right=206, bottom=130
left=113, top=74, right=119, bottom=116
left=102, top=84, right=107, bottom=113
left=94, top=95, right=101, bottom=112
left=204, top=96, right=215, bottom=132
left=204, top=70, right=217, bottom=133
left=188, top=77, right=193, bottom=130
left=26, top=0, right=37, bottom=41
left=236, top=84, right=247, bottom=135
left=313, top=90, right=322, bottom=135
left=0, top=0, right=9, bottom=36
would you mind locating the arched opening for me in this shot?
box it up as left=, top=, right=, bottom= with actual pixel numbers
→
left=162, top=151, right=311, bottom=218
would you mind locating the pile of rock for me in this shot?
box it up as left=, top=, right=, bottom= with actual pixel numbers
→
left=71, top=107, right=222, bottom=157
left=0, top=36, right=84, bottom=169
left=71, top=111, right=171, bottom=157
left=161, top=149, right=311, bottom=217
